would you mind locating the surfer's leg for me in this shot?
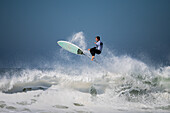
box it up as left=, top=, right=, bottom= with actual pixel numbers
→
left=90, top=47, right=96, bottom=56
left=91, top=56, right=95, bottom=61
left=95, top=49, right=101, bottom=54
left=91, top=49, right=101, bottom=61
left=90, top=47, right=96, bottom=61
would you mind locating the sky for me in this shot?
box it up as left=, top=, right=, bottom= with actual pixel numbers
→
left=0, top=0, right=170, bottom=68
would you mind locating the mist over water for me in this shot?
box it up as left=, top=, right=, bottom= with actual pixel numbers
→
left=0, top=32, right=170, bottom=113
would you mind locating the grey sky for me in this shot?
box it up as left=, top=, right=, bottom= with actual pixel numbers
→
left=0, top=0, right=170, bottom=67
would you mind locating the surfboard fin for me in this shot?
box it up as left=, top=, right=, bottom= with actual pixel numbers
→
left=77, top=49, right=84, bottom=55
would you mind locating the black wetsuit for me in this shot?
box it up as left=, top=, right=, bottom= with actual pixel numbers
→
left=90, top=40, right=103, bottom=56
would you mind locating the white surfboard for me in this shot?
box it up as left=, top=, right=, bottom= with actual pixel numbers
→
left=57, top=41, right=84, bottom=55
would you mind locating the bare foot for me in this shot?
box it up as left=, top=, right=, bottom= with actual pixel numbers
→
left=88, top=49, right=90, bottom=51
left=91, top=56, right=95, bottom=61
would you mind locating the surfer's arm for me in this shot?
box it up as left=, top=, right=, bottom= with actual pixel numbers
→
left=96, top=41, right=100, bottom=46
left=96, top=41, right=101, bottom=50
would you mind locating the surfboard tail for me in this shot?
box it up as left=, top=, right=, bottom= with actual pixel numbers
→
left=77, top=49, right=84, bottom=55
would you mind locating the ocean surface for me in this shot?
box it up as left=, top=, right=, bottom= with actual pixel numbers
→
left=0, top=32, right=170, bottom=113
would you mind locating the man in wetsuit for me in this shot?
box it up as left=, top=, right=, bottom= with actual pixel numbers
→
left=88, top=36, right=103, bottom=61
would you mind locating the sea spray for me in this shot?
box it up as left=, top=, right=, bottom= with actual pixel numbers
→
left=70, top=31, right=87, bottom=50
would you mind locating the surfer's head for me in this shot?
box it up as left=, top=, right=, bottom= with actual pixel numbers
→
left=96, top=36, right=100, bottom=42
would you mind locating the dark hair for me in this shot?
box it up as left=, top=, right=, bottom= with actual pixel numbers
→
left=96, top=36, right=100, bottom=40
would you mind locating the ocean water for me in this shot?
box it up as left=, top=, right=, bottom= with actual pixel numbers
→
left=0, top=32, right=170, bottom=113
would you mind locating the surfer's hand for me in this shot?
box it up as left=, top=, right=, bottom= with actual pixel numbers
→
left=94, top=42, right=96, bottom=44
left=88, top=49, right=90, bottom=51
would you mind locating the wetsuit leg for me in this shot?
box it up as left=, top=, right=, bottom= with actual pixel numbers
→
left=95, top=49, right=101, bottom=54
left=90, top=47, right=101, bottom=56
left=90, top=47, right=96, bottom=56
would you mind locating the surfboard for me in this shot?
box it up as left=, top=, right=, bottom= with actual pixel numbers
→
left=57, top=41, right=84, bottom=55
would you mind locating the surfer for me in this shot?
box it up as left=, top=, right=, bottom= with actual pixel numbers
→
left=88, top=36, right=103, bottom=61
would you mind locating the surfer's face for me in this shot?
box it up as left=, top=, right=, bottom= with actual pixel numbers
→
left=96, top=38, right=99, bottom=42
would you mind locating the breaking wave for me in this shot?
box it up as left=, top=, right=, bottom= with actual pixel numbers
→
left=0, top=32, right=170, bottom=113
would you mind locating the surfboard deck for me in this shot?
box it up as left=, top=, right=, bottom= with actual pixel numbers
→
left=57, top=41, right=84, bottom=55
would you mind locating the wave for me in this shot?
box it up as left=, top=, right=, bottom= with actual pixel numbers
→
left=0, top=32, right=170, bottom=112
left=0, top=65, right=169, bottom=112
